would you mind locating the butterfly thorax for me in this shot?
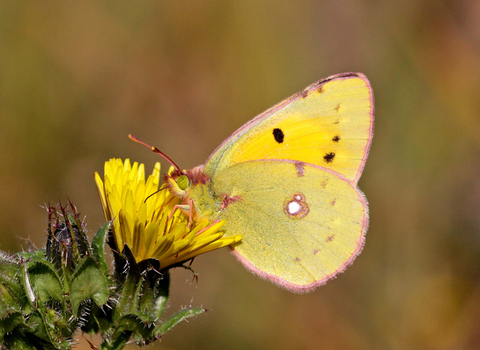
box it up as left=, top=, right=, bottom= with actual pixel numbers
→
left=184, top=165, right=210, bottom=185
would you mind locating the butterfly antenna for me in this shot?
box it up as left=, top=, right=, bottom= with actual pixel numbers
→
left=144, top=187, right=167, bottom=203
left=128, top=134, right=182, bottom=173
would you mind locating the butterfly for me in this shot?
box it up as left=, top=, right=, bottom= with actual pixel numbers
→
left=137, top=73, right=374, bottom=293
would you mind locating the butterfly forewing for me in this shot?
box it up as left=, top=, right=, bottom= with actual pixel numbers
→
left=205, top=73, right=374, bottom=184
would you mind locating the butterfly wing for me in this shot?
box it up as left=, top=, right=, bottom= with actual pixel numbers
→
left=205, top=73, right=374, bottom=184
left=210, top=160, right=368, bottom=292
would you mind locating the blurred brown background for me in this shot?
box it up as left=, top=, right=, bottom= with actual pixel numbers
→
left=2, top=1, right=480, bottom=349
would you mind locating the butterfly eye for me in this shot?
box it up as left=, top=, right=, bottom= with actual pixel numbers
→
left=176, top=175, right=189, bottom=190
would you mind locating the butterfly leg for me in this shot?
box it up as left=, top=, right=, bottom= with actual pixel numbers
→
left=168, top=204, right=190, bottom=220
left=187, top=198, right=194, bottom=228
left=167, top=198, right=195, bottom=226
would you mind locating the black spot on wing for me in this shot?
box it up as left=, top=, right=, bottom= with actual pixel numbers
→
left=323, top=152, right=335, bottom=163
left=273, top=128, right=284, bottom=143
left=332, top=135, right=340, bottom=143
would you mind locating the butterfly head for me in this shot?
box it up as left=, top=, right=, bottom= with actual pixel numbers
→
left=164, top=165, right=209, bottom=199
left=164, top=169, right=189, bottom=198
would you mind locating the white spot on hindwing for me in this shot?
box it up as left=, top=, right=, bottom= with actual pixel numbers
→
left=287, top=201, right=301, bottom=214
left=284, top=193, right=309, bottom=219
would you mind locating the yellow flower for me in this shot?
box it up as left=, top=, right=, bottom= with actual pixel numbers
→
left=94, top=158, right=241, bottom=269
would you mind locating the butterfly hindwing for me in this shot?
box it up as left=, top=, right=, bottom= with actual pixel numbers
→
left=209, top=160, right=368, bottom=292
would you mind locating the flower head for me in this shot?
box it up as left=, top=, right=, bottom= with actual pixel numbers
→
left=94, top=158, right=241, bottom=269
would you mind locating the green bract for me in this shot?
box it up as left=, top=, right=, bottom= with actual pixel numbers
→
left=0, top=202, right=206, bottom=350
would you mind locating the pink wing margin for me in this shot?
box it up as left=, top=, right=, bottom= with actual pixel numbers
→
left=351, top=73, right=374, bottom=185
left=205, top=72, right=375, bottom=185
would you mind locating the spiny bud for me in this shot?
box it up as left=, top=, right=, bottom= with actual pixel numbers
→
left=45, top=201, right=90, bottom=271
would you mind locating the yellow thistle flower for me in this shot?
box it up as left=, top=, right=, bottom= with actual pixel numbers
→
left=94, top=158, right=241, bottom=268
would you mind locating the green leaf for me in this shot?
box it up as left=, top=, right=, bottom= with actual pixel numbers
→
left=91, top=222, right=111, bottom=275
left=24, top=259, right=63, bottom=303
left=0, top=259, right=29, bottom=314
left=0, top=309, right=54, bottom=349
left=112, top=267, right=142, bottom=322
left=154, top=307, right=206, bottom=337
left=70, top=257, right=109, bottom=316
left=2, top=328, right=38, bottom=350
left=26, top=308, right=53, bottom=345
left=80, top=302, right=111, bottom=335
left=15, top=249, right=46, bottom=260
left=100, top=314, right=143, bottom=349
left=152, top=271, right=169, bottom=319
left=0, top=312, right=26, bottom=344
left=99, top=330, right=132, bottom=350
left=111, top=314, right=156, bottom=346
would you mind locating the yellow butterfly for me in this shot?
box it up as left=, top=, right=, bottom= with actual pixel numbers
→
left=143, top=73, right=373, bottom=292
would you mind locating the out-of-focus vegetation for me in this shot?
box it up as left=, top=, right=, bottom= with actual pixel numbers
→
left=1, top=1, right=480, bottom=349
